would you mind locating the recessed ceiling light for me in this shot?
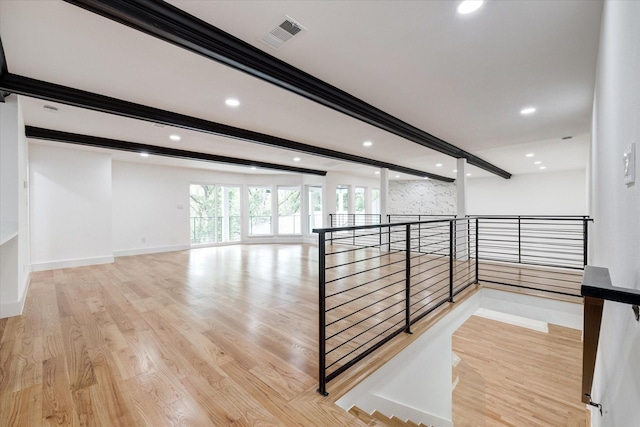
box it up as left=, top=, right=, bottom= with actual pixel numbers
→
left=520, top=107, right=536, bottom=115
left=534, top=161, right=542, bottom=165
left=526, top=153, right=534, bottom=157
left=375, top=171, right=380, bottom=175
left=436, top=163, right=443, bottom=167
left=250, top=166, right=257, bottom=170
left=453, top=169, right=458, bottom=173
left=362, top=141, right=373, bottom=147
left=423, top=177, right=429, bottom=180
left=395, top=175, right=400, bottom=178
left=225, top=98, right=240, bottom=107
left=457, top=0, right=484, bottom=15
left=466, top=173, right=472, bottom=176
left=140, top=152, right=149, bottom=157
left=293, top=157, right=301, bottom=162
left=169, top=134, right=181, bottom=141
left=540, top=166, right=547, bottom=170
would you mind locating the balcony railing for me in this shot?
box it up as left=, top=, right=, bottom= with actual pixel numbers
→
left=191, top=216, right=240, bottom=243
left=314, top=215, right=591, bottom=395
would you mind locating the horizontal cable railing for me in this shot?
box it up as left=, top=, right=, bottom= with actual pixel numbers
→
left=314, top=215, right=591, bottom=395
left=329, top=214, right=382, bottom=246
left=315, top=218, right=477, bottom=395
left=472, top=216, right=591, bottom=297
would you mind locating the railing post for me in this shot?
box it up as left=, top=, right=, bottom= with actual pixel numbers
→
left=405, top=224, right=412, bottom=333
left=583, top=218, right=589, bottom=267
left=518, top=216, right=522, bottom=264
left=352, top=214, right=356, bottom=246
left=475, top=218, right=479, bottom=283
left=449, top=220, right=454, bottom=302
left=317, top=231, right=328, bottom=396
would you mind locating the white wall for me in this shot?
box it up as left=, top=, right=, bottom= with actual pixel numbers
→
left=30, top=143, right=113, bottom=270
left=112, top=161, right=191, bottom=256
left=0, top=95, right=30, bottom=318
left=388, top=180, right=456, bottom=215
left=589, top=1, right=640, bottom=425
left=467, top=169, right=587, bottom=215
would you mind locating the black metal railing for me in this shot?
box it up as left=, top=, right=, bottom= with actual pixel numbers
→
left=315, top=218, right=477, bottom=395
left=473, top=216, right=591, bottom=297
left=314, top=215, right=591, bottom=395
left=329, top=214, right=382, bottom=246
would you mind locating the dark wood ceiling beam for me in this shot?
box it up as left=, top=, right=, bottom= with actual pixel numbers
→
left=0, top=73, right=452, bottom=181
left=63, top=0, right=511, bottom=179
left=25, top=126, right=328, bottom=176
left=0, top=36, right=10, bottom=102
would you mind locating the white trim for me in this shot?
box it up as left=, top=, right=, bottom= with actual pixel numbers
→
left=473, top=307, right=549, bottom=333
left=31, top=255, right=114, bottom=271
left=0, top=271, right=30, bottom=318
left=242, top=236, right=305, bottom=245
left=113, top=245, right=190, bottom=258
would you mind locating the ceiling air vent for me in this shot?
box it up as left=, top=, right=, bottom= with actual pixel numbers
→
left=261, top=16, right=306, bottom=49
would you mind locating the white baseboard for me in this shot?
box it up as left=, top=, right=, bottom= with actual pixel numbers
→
left=473, top=307, right=549, bottom=333
left=113, top=245, right=190, bottom=258
left=31, top=255, right=114, bottom=272
left=0, top=272, right=31, bottom=319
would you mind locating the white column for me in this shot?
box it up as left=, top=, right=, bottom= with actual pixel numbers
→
left=456, top=158, right=468, bottom=260
left=380, top=168, right=389, bottom=222
left=380, top=168, right=390, bottom=250
left=221, top=187, right=230, bottom=242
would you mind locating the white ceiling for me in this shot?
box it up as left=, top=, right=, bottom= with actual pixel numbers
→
left=0, top=0, right=601, bottom=180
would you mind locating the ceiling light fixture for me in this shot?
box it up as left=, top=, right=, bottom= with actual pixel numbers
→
left=169, top=134, right=181, bottom=141
left=520, top=107, right=537, bottom=115
left=140, top=152, right=149, bottom=157
left=457, top=0, right=484, bottom=15
left=375, top=171, right=380, bottom=175
left=225, top=98, right=240, bottom=107
left=395, top=175, right=400, bottom=179
left=526, top=153, right=534, bottom=157
left=436, top=163, right=443, bottom=167
left=250, top=166, right=257, bottom=170
left=423, top=177, right=429, bottom=180
left=453, top=169, right=458, bottom=173
left=540, top=166, right=547, bottom=170
left=534, top=161, right=542, bottom=165
left=293, top=157, right=301, bottom=162
left=466, top=173, right=472, bottom=177
left=362, top=141, right=373, bottom=147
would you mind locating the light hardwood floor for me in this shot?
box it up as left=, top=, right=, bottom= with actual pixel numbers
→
left=452, top=316, right=587, bottom=427
left=0, top=244, right=585, bottom=426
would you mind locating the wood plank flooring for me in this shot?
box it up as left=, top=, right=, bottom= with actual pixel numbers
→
left=452, top=316, right=587, bottom=426
left=0, top=244, right=585, bottom=426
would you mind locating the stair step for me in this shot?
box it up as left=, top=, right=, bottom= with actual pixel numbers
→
left=348, top=405, right=378, bottom=426
left=372, top=411, right=409, bottom=427
left=348, top=405, right=432, bottom=427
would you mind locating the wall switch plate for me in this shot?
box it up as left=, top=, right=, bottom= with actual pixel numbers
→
left=623, top=143, right=635, bottom=186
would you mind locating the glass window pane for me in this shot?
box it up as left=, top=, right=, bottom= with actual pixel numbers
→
left=278, top=186, right=301, bottom=234
left=248, top=186, right=272, bottom=235
left=190, top=184, right=217, bottom=244
left=308, top=186, right=323, bottom=233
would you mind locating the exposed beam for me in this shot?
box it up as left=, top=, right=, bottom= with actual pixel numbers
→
left=0, top=73, right=452, bottom=182
left=0, top=36, right=9, bottom=102
left=25, top=126, right=328, bottom=176
left=63, top=0, right=511, bottom=179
